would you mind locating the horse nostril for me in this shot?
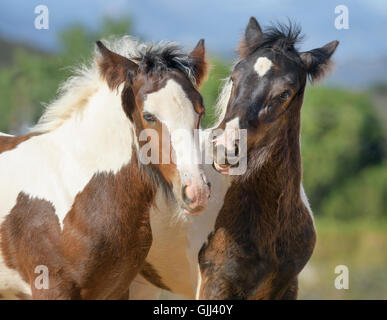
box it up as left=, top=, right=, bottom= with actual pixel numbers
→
left=182, top=184, right=193, bottom=205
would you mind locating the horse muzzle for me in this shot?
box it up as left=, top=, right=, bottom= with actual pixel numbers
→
left=181, top=174, right=211, bottom=215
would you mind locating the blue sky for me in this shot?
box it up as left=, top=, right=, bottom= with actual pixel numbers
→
left=0, top=0, right=386, bottom=62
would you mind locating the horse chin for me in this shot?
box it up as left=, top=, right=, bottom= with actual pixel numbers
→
left=183, top=206, right=205, bottom=215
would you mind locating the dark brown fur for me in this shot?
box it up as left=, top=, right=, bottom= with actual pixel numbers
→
left=198, top=18, right=337, bottom=300
left=199, top=92, right=315, bottom=299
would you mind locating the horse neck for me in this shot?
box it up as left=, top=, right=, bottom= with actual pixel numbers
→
left=235, top=106, right=303, bottom=217
left=47, top=82, right=138, bottom=175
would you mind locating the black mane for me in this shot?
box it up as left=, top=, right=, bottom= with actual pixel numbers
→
left=263, top=22, right=303, bottom=51
left=243, top=21, right=304, bottom=58
left=133, top=44, right=196, bottom=83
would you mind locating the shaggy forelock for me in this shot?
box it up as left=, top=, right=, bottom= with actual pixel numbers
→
left=242, top=21, right=304, bottom=59
left=133, top=43, right=197, bottom=85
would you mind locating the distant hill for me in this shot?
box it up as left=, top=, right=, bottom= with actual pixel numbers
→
left=0, top=36, right=49, bottom=67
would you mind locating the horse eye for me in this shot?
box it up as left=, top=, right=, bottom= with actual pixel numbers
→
left=279, top=91, right=291, bottom=101
left=143, top=112, right=156, bottom=122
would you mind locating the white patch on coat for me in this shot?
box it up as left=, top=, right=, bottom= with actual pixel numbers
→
left=254, top=57, right=273, bottom=77
left=0, top=82, right=136, bottom=232
left=0, top=82, right=135, bottom=299
left=0, top=253, right=31, bottom=299
left=0, top=133, right=13, bottom=137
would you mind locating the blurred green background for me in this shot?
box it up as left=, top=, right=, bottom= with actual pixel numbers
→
left=0, top=17, right=386, bottom=299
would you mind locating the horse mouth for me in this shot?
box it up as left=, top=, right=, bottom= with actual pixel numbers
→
left=213, top=161, right=232, bottom=175
left=183, top=206, right=204, bottom=215
left=180, top=203, right=205, bottom=215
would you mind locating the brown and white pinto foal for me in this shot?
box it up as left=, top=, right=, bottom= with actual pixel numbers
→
left=198, top=18, right=339, bottom=299
left=0, top=37, right=209, bottom=299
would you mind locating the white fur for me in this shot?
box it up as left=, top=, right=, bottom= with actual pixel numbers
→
left=213, top=78, right=233, bottom=127
left=254, top=57, right=273, bottom=77
left=0, top=82, right=135, bottom=229
left=0, top=133, right=13, bottom=137
left=143, top=79, right=200, bottom=177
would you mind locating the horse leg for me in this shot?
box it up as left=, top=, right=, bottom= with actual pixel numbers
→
left=198, top=230, right=272, bottom=300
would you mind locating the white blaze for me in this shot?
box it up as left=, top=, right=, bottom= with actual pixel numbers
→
left=143, top=79, right=200, bottom=174
left=254, top=57, right=273, bottom=77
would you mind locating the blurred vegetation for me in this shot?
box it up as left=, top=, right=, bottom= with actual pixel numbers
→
left=0, top=18, right=386, bottom=299
left=301, top=87, right=386, bottom=221
left=299, top=219, right=387, bottom=299
left=0, top=17, right=131, bottom=132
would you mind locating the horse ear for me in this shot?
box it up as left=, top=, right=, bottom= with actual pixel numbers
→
left=96, top=40, right=138, bottom=89
left=189, top=39, right=208, bottom=88
left=239, top=17, right=263, bottom=58
left=300, top=40, right=339, bottom=83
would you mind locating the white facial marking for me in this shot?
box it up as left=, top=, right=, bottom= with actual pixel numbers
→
left=254, top=57, right=273, bottom=77
left=143, top=79, right=200, bottom=174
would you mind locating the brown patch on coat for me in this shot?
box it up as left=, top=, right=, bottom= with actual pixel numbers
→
left=0, top=133, right=41, bottom=155
left=0, top=192, right=82, bottom=299
left=60, top=158, right=155, bottom=300
left=140, top=261, right=171, bottom=291
left=0, top=152, right=156, bottom=300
